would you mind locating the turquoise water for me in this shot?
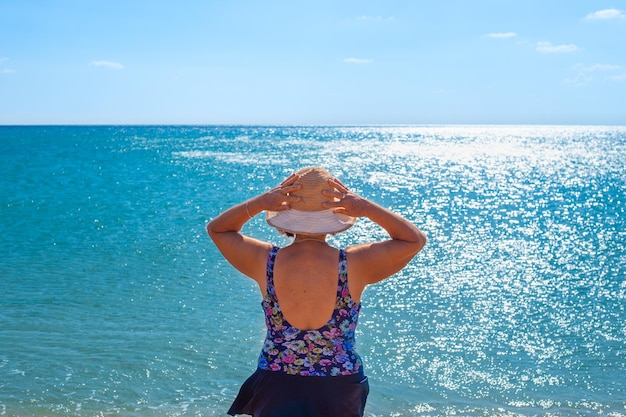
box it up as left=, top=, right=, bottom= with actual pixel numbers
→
left=1, top=125, right=624, bottom=417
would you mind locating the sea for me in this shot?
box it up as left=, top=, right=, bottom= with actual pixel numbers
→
left=1, top=125, right=624, bottom=417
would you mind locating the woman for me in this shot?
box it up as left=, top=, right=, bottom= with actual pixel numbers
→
left=207, top=167, right=426, bottom=417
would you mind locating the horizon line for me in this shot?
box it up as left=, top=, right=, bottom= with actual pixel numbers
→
left=2, top=122, right=626, bottom=128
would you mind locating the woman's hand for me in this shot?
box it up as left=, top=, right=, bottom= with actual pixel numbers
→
left=254, top=173, right=302, bottom=213
left=321, top=178, right=370, bottom=218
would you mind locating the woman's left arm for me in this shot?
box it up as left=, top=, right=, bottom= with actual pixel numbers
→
left=206, top=174, right=301, bottom=282
left=323, top=178, right=426, bottom=286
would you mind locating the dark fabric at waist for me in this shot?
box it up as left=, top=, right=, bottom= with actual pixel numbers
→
left=227, top=367, right=369, bottom=416
left=252, top=367, right=366, bottom=383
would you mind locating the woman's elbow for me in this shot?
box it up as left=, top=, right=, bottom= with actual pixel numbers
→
left=206, top=220, right=219, bottom=239
left=410, top=230, right=427, bottom=255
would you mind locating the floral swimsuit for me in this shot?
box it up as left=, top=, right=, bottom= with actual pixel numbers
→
left=257, top=246, right=363, bottom=377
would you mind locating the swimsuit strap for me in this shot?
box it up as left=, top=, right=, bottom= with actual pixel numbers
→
left=265, top=246, right=280, bottom=298
left=337, top=248, right=348, bottom=296
left=338, top=248, right=347, bottom=276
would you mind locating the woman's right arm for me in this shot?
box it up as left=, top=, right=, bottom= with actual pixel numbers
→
left=206, top=174, right=301, bottom=281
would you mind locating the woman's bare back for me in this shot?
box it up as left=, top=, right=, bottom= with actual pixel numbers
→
left=271, top=243, right=346, bottom=330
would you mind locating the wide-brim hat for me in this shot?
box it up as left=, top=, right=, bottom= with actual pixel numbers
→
left=266, top=167, right=356, bottom=235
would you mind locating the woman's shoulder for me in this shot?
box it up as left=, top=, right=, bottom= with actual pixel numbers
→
left=344, top=241, right=416, bottom=286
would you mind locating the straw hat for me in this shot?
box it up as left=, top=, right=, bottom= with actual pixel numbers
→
left=266, top=167, right=356, bottom=234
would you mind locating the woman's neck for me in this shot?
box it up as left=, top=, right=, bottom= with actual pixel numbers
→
left=292, top=234, right=327, bottom=244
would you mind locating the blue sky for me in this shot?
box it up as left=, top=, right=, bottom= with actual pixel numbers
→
left=1, top=0, right=625, bottom=125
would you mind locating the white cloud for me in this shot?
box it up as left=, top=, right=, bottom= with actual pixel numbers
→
left=343, top=58, right=374, bottom=64
left=90, top=60, right=124, bottom=70
left=356, top=15, right=394, bottom=22
left=536, top=41, right=579, bottom=53
left=563, top=73, right=592, bottom=87
left=0, top=57, right=15, bottom=74
left=584, top=9, right=626, bottom=20
left=607, top=73, right=626, bottom=81
left=563, top=63, right=623, bottom=86
left=484, top=32, right=518, bottom=39
left=583, top=64, right=622, bottom=72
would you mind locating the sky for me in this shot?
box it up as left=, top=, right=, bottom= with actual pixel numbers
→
left=1, top=0, right=625, bottom=125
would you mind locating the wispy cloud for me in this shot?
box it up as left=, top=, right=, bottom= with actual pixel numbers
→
left=536, top=41, right=579, bottom=54
left=583, top=64, right=622, bottom=72
left=563, top=63, right=623, bottom=86
left=356, top=15, right=394, bottom=22
left=90, top=60, right=124, bottom=70
left=584, top=9, right=626, bottom=20
left=343, top=58, right=374, bottom=64
left=607, top=73, right=626, bottom=81
left=484, top=32, right=518, bottom=39
left=0, top=57, right=15, bottom=74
